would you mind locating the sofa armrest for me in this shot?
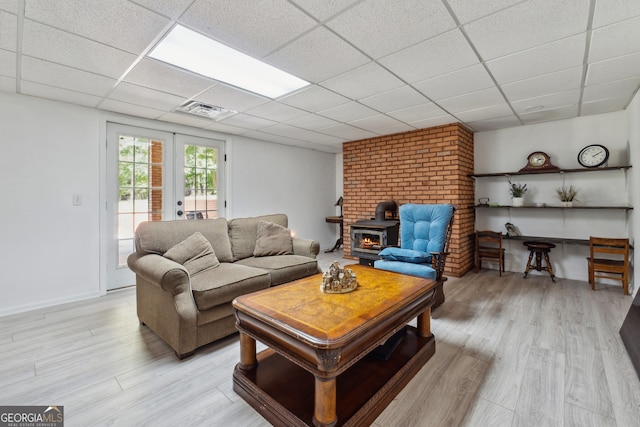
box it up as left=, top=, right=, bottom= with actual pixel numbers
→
left=292, top=238, right=320, bottom=259
left=430, top=251, right=449, bottom=282
left=127, top=252, right=191, bottom=295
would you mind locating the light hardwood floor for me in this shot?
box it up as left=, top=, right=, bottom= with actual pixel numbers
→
left=1, top=250, right=638, bottom=426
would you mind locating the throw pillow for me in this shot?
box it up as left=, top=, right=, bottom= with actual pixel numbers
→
left=163, top=232, right=220, bottom=276
left=253, top=220, right=294, bottom=257
left=378, top=247, right=432, bottom=264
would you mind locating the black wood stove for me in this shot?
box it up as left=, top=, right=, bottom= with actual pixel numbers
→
left=350, top=201, right=400, bottom=266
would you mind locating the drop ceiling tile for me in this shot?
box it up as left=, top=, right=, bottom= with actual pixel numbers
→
left=455, top=104, right=515, bottom=122
left=20, top=81, right=102, bottom=107
left=349, top=114, right=413, bottom=134
left=327, top=0, right=456, bottom=59
left=413, top=64, right=495, bottom=101
left=446, top=0, right=526, bottom=24
left=179, top=0, right=316, bottom=57
left=464, top=0, right=590, bottom=61
left=0, top=76, right=15, bottom=92
left=290, top=0, right=360, bottom=21
left=486, top=34, right=586, bottom=84
left=0, top=49, right=15, bottom=77
left=157, top=111, right=218, bottom=128
left=438, top=87, right=505, bottom=114
left=129, top=0, right=193, bottom=19
left=109, top=81, right=186, bottom=110
left=378, top=29, right=479, bottom=83
left=358, top=86, right=429, bottom=113
left=290, top=130, right=346, bottom=146
left=511, top=89, right=580, bottom=114
left=408, top=115, right=457, bottom=130
left=502, top=66, right=583, bottom=102
left=279, top=85, right=350, bottom=112
left=583, top=76, right=640, bottom=102
left=318, top=123, right=378, bottom=140
left=587, top=52, right=640, bottom=86
left=22, top=56, right=117, bottom=96
left=0, top=1, right=18, bottom=13
left=320, top=62, right=405, bottom=100
left=261, top=122, right=306, bottom=137
left=265, top=27, right=369, bottom=83
left=317, top=102, right=378, bottom=122
left=581, top=97, right=630, bottom=115
left=589, top=16, right=640, bottom=62
left=519, top=105, right=578, bottom=124
left=22, top=20, right=137, bottom=79
left=0, top=11, right=17, bottom=51
left=197, top=83, right=269, bottom=112
left=219, top=113, right=276, bottom=130
left=125, top=59, right=214, bottom=98
left=285, top=113, right=340, bottom=130
left=593, top=0, right=640, bottom=28
left=99, top=99, right=166, bottom=120
left=201, top=121, right=249, bottom=135
left=244, top=101, right=308, bottom=122
left=25, top=0, right=169, bottom=54
left=387, top=103, right=448, bottom=123
left=465, top=115, right=522, bottom=132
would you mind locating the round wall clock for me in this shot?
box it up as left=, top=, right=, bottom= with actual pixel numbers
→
left=519, top=151, right=559, bottom=172
left=578, top=144, right=609, bottom=168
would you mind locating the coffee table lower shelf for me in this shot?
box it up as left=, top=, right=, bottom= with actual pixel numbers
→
left=233, top=326, right=435, bottom=427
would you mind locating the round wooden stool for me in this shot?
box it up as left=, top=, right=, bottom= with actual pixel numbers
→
left=523, top=241, right=556, bottom=282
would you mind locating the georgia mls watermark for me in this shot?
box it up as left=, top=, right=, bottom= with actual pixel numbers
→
left=0, top=406, right=63, bottom=427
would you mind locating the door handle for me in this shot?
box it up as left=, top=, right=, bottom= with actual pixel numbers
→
left=177, top=210, right=184, bottom=216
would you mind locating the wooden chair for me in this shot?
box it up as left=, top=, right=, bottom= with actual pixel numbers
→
left=475, top=230, right=505, bottom=276
left=587, top=237, right=630, bottom=295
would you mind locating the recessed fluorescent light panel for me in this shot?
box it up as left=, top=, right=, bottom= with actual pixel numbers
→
left=149, top=25, right=309, bottom=99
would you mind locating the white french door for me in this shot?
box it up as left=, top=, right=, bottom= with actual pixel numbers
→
left=105, top=123, right=225, bottom=290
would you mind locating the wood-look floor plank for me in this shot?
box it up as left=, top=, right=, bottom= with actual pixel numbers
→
left=0, top=250, right=637, bottom=427
left=513, top=345, right=565, bottom=426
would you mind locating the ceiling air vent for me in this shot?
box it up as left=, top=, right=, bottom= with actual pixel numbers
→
left=175, top=101, right=236, bottom=121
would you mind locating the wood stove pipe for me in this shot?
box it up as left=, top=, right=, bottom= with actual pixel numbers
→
left=375, top=200, right=398, bottom=221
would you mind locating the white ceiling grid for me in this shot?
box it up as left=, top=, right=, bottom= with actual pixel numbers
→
left=0, top=0, right=638, bottom=153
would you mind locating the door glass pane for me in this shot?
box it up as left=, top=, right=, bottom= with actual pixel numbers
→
left=183, top=143, right=218, bottom=219
left=117, top=135, right=163, bottom=267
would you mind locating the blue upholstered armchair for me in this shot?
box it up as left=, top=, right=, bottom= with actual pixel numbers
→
left=374, top=204, right=455, bottom=306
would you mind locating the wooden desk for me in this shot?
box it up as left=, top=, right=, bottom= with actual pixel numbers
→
left=325, top=216, right=343, bottom=252
left=232, top=265, right=438, bottom=426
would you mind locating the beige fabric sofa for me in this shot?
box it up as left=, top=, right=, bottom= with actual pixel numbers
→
left=127, top=213, right=320, bottom=358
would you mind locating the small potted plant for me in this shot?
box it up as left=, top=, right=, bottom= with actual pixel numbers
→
left=556, top=185, right=579, bottom=207
left=508, top=180, right=527, bottom=207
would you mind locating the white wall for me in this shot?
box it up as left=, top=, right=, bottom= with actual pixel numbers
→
left=627, top=89, right=640, bottom=296
left=227, top=135, right=338, bottom=248
left=474, top=112, right=631, bottom=283
left=0, top=92, right=337, bottom=315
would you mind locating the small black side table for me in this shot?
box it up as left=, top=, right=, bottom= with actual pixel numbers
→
left=523, top=241, right=556, bottom=282
left=325, top=216, right=343, bottom=253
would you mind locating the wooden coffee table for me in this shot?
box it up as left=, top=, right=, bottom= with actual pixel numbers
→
left=232, top=264, right=438, bottom=427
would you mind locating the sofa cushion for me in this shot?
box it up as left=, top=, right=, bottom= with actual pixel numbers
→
left=190, top=263, right=270, bottom=311
left=378, top=247, right=431, bottom=264
left=254, top=220, right=293, bottom=257
left=136, top=218, right=234, bottom=263
left=163, top=232, right=220, bottom=276
left=236, top=255, right=318, bottom=286
left=228, top=214, right=288, bottom=261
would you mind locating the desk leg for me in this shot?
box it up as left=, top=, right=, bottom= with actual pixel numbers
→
left=417, top=306, right=431, bottom=338
left=238, top=332, right=257, bottom=371
left=313, top=376, right=337, bottom=427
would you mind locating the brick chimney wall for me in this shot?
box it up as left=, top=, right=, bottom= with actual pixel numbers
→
left=342, top=123, right=475, bottom=277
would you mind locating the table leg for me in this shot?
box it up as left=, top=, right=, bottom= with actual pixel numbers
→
left=524, top=250, right=534, bottom=278
left=544, top=252, right=556, bottom=282
left=313, top=376, right=337, bottom=427
left=238, top=332, right=257, bottom=371
left=417, top=306, right=431, bottom=338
